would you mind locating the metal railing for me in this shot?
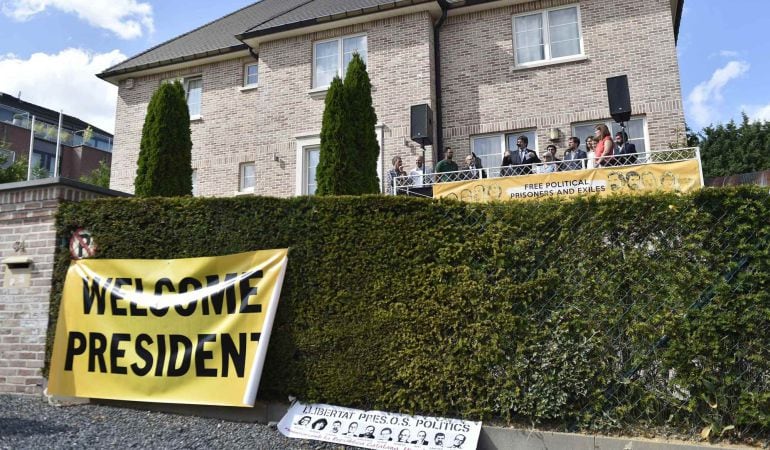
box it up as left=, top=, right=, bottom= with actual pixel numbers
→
left=393, top=147, right=701, bottom=197
left=0, top=103, right=113, bottom=152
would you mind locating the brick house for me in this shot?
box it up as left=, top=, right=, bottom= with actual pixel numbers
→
left=0, top=93, right=113, bottom=181
left=100, top=0, right=685, bottom=197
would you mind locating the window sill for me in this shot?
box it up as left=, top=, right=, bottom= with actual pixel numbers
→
left=307, top=86, right=329, bottom=99
left=510, top=55, right=588, bottom=72
left=235, top=189, right=254, bottom=196
left=239, top=85, right=259, bottom=92
left=190, top=115, right=203, bottom=122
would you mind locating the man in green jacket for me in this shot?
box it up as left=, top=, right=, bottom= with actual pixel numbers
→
left=435, top=147, right=459, bottom=182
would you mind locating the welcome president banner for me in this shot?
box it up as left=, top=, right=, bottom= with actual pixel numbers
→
left=48, top=249, right=288, bottom=407
left=433, top=159, right=703, bottom=203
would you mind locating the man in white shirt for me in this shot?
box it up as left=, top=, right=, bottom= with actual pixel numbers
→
left=409, top=155, right=432, bottom=187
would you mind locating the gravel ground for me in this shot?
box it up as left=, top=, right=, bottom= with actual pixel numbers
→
left=0, top=394, right=355, bottom=450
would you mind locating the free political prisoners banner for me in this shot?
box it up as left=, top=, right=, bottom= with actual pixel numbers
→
left=433, top=159, right=703, bottom=203
left=278, top=402, right=482, bottom=450
left=47, top=249, right=288, bottom=407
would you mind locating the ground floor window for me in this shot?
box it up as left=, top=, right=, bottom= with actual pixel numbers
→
left=296, top=126, right=383, bottom=195
left=305, top=146, right=320, bottom=195
left=31, top=150, right=54, bottom=177
left=239, top=162, right=256, bottom=192
left=571, top=117, right=647, bottom=155
left=471, top=129, right=538, bottom=170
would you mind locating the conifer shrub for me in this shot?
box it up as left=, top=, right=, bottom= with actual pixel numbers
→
left=134, top=80, right=192, bottom=197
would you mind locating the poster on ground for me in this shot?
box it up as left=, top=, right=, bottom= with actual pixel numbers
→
left=433, top=159, right=703, bottom=203
left=278, top=402, right=481, bottom=450
left=48, top=249, right=288, bottom=407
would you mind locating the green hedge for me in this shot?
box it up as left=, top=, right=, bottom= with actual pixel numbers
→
left=48, top=188, right=770, bottom=438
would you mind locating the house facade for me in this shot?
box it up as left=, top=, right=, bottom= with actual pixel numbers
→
left=0, top=93, right=113, bottom=181
left=101, top=0, right=685, bottom=197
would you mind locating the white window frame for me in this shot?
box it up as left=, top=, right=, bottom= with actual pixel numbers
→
left=239, top=162, right=256, bottom=193
left=162, top=75, right=203, bottom=120
left=191, top=169, right=198, bottom=197
left=243, top=62, right=259, bottom=88
left=470, top=129, right=538, bottom=172
left=512, top=4, right=584, bottom=68
left=312, top=33, right=367, bottom=89
left=571, top=116, right=649, bottom=159
left=296, top=125, right=384, bottom=195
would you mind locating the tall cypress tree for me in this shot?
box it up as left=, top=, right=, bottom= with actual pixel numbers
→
left=316, top=76, right=355, bottom=195
left=134, top=80, right=193, bottom=197
left=343, top=53, right=380, bottom=193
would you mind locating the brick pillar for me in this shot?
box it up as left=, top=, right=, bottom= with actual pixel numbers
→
left=0, top=178, right=128, bottom=394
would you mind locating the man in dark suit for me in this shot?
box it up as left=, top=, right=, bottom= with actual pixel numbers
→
left=563, top=136, right=587, bottom=170
left=511, top=135, right=540, bottom=174
left=614, top=131, right=637, bottom=165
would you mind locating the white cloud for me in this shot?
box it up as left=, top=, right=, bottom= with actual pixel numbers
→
left=709, top=50, right=741, bottom=59
left=687, top=60, right=750, bottom=128
left=0, top=48, right=127, bottom=132
left=2, top=0, right=153, bottom=39
left=742, top=103, right=770, bottom=123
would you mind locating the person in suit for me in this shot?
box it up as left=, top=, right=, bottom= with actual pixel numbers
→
left=411, top=430, right=429, bottom=445
left=563, top=136, right=587, bottom=170
left=500, top=150, right=514, bottom=177
left=614, top=131, right=637, bottom=165
left=511, top=135, right=540, bottom=174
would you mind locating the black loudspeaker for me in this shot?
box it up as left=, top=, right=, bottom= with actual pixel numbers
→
left=606, top=75, right=632, bottom=123
left=410, top=104, right=433, bottom=146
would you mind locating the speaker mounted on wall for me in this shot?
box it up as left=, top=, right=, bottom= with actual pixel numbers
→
left=606, top=75, right=632, bottom=124
left=410, top=104, right=433, bottom=147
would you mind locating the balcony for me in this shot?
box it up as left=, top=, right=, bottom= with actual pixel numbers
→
left=393, top=147, right=703, bottom=201
left=0, top=103, right=112, bottom=152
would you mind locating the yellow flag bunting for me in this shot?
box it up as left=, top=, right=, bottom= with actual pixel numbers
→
left=48, top=249, right=288, bottom=407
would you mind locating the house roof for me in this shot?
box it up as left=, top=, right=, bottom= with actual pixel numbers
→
left=0, top=92, right=112, bottom=137
left=236, top=0, right=434, bottom=39
left=99, top=0, right=309, bottom=78
left=99, top=0, right=684, bottom=81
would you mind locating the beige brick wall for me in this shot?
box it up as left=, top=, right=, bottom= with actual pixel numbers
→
left=0, top=181, right=123, bottom=394
left=440, top=0, right=685, bottom=160
left=110, top=0, right=685, bottom=195
left=111, top=12, right=436, bottom=197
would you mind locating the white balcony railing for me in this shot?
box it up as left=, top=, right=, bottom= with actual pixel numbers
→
left=393, top=147, right=702, bottom=197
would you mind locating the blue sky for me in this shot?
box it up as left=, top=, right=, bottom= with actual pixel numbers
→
left=1, top=0, right=768, bottom=133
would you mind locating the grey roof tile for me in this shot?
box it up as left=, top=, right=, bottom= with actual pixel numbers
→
left=100, top=0, right=309, bottom=77
left=239, top=0, right=432, bottom=37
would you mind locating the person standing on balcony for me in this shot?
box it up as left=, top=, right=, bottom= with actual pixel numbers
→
left=409, top=155, right=431, bottom=187
left=546, top=144, right=561, bottom=166
left=563, top=136, right=587, bottom=170
left=385, top=155, right=409, bottom=195
left=594, top=124, right=614, bottom=167
left=614, top=131, right=637, bottom=165
left=512, top=135, right=540, bottom=174
left=435, top=147, right=459, bottom=182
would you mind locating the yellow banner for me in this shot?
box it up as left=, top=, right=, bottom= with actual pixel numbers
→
left=48, top=249, right=288, bottom=407
left=433, top=160, right=702, bottom=203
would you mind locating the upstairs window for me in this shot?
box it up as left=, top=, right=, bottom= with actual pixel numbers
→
left=313, top=34, right=367, bottom=88
left=162, top=76, right=203, bottom=119
left=184, top=77, right=202, bottom=118
left=513, top=5, right=582, bottom=66
left=244, top=63, right=258, bottom=87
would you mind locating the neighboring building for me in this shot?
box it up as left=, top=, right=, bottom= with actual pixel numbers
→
left=0, top=93, right=113, bottom=180
left=100, top=0, right=685, bottom=197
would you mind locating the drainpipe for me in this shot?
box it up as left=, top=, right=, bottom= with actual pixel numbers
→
left=433, top=0, right=449, bottom=163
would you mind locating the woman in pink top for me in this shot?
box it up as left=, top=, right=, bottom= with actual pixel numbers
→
left=594, top=124, right=614, bottom=167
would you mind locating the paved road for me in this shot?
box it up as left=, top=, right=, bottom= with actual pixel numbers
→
left=0, top=394, right=351, bottom=449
